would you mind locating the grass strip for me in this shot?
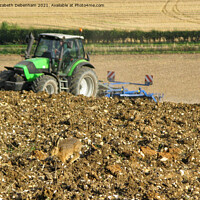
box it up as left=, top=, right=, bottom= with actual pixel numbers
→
left=0, top=43, right=200, bottom=55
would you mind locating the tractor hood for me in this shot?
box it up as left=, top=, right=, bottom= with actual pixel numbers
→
left=14, top=58, right=50, bottom=82
left=14, top=57, right=50, bottom=74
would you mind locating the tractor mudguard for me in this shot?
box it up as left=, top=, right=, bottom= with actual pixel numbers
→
left=67, top=59, right=95, bottom=77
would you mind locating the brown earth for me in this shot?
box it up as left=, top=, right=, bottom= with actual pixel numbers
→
left=0, top=54, right=200, bottom=104
left=0, top=91, right=199, bottom=199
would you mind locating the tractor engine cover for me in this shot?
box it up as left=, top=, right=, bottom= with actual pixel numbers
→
left=14, top=58, right=50, bottom=82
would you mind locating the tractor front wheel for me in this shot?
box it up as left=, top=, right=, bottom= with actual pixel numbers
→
left=32, top=75, right=58, bottom=94
left=70, top=67, right=98, bottom=97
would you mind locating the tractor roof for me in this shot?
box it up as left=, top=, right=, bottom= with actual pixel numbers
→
left=39, top=33, right=84, bottom=40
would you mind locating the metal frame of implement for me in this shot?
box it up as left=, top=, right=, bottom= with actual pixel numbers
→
left=99, top=81, right=163, bottom=103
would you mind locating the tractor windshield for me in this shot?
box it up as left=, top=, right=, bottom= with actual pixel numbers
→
left=34, top=38, right=60, bottom=58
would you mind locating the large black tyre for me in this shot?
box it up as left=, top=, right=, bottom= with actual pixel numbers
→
left=70, top=67, right=98, bottom=97
left=31, top=75, right=58, bottom=94
left=0, top=70, right=15, bottom=89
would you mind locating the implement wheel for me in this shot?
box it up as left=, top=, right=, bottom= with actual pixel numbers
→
left=70, top=67, right=98, bottom=97
left=32, top=75, right=58, bottom=94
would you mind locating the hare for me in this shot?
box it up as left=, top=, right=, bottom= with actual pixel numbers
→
left=51, top=137, right=82, bottom=163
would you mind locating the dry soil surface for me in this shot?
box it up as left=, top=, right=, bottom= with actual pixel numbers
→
left=0, top=54, right=200, bottom=199
left=0, top=91, right=199, bottom=199
left=0, top=54, right=200, bottom=104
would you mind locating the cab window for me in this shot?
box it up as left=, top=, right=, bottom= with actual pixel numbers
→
left=77, top=39, right=85, bottom=58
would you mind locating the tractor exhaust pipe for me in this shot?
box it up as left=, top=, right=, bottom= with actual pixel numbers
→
left=25, top=33, right=34, bottom=59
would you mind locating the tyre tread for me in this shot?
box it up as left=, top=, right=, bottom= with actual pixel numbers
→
left=70, top=67, right=98, bottom=97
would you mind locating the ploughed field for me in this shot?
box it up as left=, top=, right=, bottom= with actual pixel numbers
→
left=0, top=91, right=199, bottom=199
left=0, top=54, right=200, bottom=104
left=0, top=54, right=200, bottom=199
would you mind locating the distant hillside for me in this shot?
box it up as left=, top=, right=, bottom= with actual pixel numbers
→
left=0, top=0, right=200, bottom=31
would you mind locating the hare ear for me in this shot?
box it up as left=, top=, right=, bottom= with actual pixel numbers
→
left=57, top=138, right=60, bottom=147
left=52, top=135, right=59, bottom=146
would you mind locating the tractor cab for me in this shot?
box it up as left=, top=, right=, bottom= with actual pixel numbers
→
left=33, top=33, right=86, bottom=75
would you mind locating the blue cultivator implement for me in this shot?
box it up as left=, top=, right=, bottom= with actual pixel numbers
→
left=99, top=74, right=163, bottom=103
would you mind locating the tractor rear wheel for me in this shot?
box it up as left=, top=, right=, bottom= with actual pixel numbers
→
left=0, top=70, right=15, bottom=89
left=32, top=75, right=58, bottom=94
left=70, top=67, right=98, bottom=97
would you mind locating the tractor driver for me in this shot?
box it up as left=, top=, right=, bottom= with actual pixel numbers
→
left=54, top=40, right=72, bottom=59
left=54, top=40, right=63, bottom=57
left=62, top=40, right=73, bottom=65
left=53, top=40, right=73, bottom=70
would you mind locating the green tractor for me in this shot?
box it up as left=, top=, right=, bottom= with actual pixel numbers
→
left=0, top=33, right=98, bottom=96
